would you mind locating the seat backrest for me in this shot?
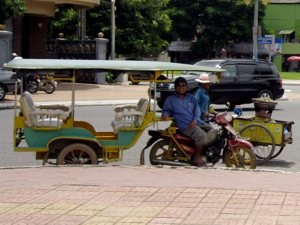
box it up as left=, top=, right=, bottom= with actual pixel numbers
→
left=134, top=98, right=148, bottom=126
left=19, top=91, right=35, bottom=126
left=111, top=98, right=149, bottom=132
left=136, top=98, right=148, bottom=111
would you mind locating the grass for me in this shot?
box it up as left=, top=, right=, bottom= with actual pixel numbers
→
left=280, top=72, right=300, bottom=80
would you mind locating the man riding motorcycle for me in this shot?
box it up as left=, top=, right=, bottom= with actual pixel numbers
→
left=161, top=77, right=214, bottom=167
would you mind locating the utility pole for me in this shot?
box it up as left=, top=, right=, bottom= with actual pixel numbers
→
left=244, top=0, right=270, bottom=60
left=253, top=0, right=258, bottom=60
left=78, top=8, right=86, bottom=40
left=111, top=0, right=116, bottom=60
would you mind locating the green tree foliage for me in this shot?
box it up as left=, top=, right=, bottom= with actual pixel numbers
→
left=167, top=0, right=266, bottom=59
left=50, top=0, right=171, bottom=58
left=0, top=0, right=26, bottom=24
left=48, top=0, right=266, bottom=59
left=87, top=1, right=110, bottom=38
left=48, top=5, right=78, bottom=40
left=117, top=0, right=171, bottom=57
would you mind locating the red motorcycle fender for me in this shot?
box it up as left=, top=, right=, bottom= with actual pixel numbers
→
left=228, top=138, right=253, bottom=149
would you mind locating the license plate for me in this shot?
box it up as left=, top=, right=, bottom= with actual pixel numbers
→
left=155, top=92, right=160, bottom=98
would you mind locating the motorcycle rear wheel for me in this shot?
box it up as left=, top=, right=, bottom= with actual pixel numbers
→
left=149, top=140, right=183, bottom=165
left=44, top=81, right=56, bottom=94
left=224, top=147, right=256, bottom=169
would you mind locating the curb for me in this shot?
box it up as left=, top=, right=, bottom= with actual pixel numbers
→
left=0, top=96, right=289, bottom=109
left=0, top=99, right=140, bottom=109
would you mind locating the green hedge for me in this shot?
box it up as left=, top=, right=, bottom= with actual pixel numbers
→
left=281, top=72, right=300, bottom=80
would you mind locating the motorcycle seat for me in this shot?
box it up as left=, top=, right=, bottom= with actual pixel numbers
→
left=175, top=129, right=218, bottom=146
left=174, top=132, right=194, bottom=143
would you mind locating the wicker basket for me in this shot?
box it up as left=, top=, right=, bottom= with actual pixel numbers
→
left=252, top=98, right=277, bottom=118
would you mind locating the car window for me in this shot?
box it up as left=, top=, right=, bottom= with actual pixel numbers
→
left=221, top=64, right=236, bottom=77
left=237, top=64, right=256, bottom=75
left=195, top=61, right=222, bottom=67
left=258, top=63, right=273, bottom=75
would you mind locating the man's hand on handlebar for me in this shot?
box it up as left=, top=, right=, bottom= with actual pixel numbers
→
left=189, top=120, right=197, bottom=129
left=161, top=115, right=173, bottom=121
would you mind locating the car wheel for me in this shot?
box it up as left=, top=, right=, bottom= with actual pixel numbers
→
left=258, top=89, right=274, bottom=99
left=0, top=84, right=7, bottom=100
left=131, top=81, right=140, bottom=85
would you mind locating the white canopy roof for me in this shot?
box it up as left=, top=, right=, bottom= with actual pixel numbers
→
left=4, top=59, right=224, bottom=73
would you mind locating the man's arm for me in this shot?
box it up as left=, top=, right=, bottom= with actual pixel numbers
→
left=192, top=95, right=201, bottom=122
left=194, top=89, right=206, bottom=115
left=161, top=96, right=173, bottom=121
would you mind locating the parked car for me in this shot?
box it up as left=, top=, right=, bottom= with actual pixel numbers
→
left=0, top=69, right=17, bottom=100
left=128, top=71, right=148, bottom=85
left=151, top=59, right=285, bottom=109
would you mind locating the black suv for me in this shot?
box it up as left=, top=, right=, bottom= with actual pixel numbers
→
left=152, top=59, right=285, bottom=108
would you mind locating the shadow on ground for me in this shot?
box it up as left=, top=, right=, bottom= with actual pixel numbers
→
left=259, top=159, right=295, bottom=168
left=56, top=82, right=100, bottom=91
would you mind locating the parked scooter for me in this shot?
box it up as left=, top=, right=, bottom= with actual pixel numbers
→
left=27, top=73, right=57, bottom=94
left=140, top=111, right=256, bottom=169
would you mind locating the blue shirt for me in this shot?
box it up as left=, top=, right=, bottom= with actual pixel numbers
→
left=194, top=87, right=210, bottom=122
left=162, top=92, right=203, bottom=131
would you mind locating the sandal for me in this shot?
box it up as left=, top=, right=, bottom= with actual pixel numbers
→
left=191, top=160, right=207, bottom=167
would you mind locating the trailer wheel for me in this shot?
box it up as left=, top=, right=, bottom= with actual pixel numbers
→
left=57, top=143, right=98, bottom=165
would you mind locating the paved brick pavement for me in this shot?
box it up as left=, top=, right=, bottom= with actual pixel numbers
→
left=1, top=166, right=300, bottom=225
left=1, top=81, right=300, bottom=224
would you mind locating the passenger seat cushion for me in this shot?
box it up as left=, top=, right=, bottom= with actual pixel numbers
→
left=111, top=98, right=149, bottom=132
left=19, top=91, right=70, bottom=128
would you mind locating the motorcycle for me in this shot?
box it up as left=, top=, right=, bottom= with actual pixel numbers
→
left=27, top=73, right=57, bottom=94
left=140, top=111, right=256, bottom=169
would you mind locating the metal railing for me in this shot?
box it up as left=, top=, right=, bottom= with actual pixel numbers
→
left=46, top=39, right=97, bottom=83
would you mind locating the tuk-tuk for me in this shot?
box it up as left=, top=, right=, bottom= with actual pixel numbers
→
left=5, top=58, right=223, bottom=165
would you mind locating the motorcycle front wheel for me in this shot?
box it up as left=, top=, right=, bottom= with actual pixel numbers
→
left=27, top=80, right=38, bottom=93
left=44, top=81, right=56, bottom=94
left=224, top=147, right=256, bottom=169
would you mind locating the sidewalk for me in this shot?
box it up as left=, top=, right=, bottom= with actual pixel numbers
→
left=0, top=82, right=150, bottom=109
left=1, top=82, right=300, bottom=224
left=1, top=165, right=300, bottom=224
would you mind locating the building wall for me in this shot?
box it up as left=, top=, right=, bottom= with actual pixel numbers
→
left=264, top=3, right=300, bottom=39
left=11, top=0, right=99, bottom=59
left=27, top=15, right=48, bottom=58
left=12, top=15, right=48, bottom=58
